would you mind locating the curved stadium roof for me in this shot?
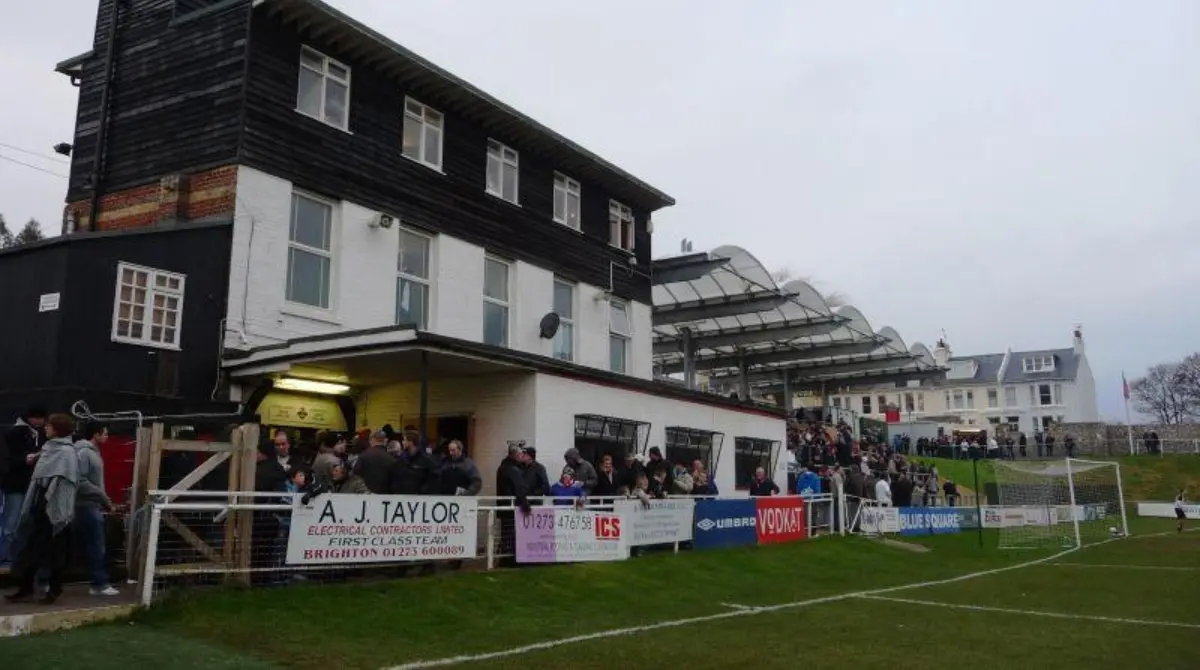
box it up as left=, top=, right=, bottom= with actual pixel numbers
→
left=651, top=245, right=944, bottom=394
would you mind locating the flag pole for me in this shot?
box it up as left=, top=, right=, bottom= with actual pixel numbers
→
left=1122, top=371, right=1134, bottom=455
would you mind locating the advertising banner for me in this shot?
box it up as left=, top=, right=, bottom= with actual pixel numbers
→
left=693, top=499, right=758, bottom=550
left=286, top=494, right=477, bottom=565
left=898, top=507, right=962, bottom=536
left=860, top=506, right=900, bottom=534
left=1137, top=502, right=1200, bottom=518
left=614, top=499, right=695, bottom=547
left=515, top=507, right=627, bottom=563
left=755, top=497, right=807, bottom=545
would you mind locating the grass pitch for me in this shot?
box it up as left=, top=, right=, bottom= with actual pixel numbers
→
left=1, top=516, right=1196, bottom=669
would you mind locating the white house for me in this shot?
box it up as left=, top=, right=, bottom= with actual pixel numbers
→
left=828, top=328, right=1099, bottom=435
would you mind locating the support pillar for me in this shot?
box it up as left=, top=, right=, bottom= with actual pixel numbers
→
left=418, top=349, right=429, bottom=447
left=738, top=350, right=749, bottom=401
left=681, top=327, right=696, bottom=390
left=782, top=369, right=794, bottom=414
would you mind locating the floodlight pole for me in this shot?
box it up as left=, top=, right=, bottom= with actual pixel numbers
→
left=973, top=455, right=983, bottom=548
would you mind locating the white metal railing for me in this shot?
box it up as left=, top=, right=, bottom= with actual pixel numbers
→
left=138, top=491, right=845, bottom=606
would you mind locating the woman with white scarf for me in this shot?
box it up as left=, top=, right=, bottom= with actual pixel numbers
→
left=4, top=413, right=78, bottom=605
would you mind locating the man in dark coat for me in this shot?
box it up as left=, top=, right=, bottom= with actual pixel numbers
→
left=2, top=407, right=46, bottom=567
left=354, top=430, right=394, bottom=494
left=390, top=435, right=440, bottom=495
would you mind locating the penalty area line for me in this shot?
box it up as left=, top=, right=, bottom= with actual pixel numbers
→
left=856, top=594, right=1200, bottom=630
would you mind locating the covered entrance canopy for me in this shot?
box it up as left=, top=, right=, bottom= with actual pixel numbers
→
left=652, top=245, right=945, bottom=409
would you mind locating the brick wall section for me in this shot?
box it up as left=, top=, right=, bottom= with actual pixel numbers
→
left=66, top=165, right=237, bottom=232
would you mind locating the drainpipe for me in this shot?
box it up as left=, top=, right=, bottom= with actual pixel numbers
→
left=86, top=0, right=126, bottom=231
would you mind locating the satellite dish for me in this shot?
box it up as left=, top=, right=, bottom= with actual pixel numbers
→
left=539, top=312, right=561, bottom=339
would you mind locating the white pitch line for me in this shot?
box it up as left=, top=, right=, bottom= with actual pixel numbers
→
left=719, top=602, right=756, bottom=611
left=380, top=529, right=1184, bottom=670
left=1049, top=562, right=1200, bottom=572
left=856, top=594, right=1200, bottom=630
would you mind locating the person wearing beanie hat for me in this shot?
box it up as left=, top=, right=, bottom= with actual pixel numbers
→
left=549, top=466, right=585, bottom=507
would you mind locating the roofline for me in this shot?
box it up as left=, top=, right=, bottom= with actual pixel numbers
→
left=265, top=0, right=675, bottom=210
left=225, top=328, right=784, bottom=418
left=0, top=219, right=233, bottom=259
left=54, top=50, right=93, bottom=75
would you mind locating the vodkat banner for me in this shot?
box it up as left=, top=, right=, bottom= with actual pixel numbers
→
left=515, top=508, right=628, bottom=563
left=286, top=494, right=478, bottom=565
left=755, top=496, right=806, bottom=544
left=614, top=499, right=695, bottom=547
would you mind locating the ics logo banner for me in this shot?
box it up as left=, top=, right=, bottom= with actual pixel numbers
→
left=693, top=499, right=758, bottom=550
left=755, top=497, right=806, bottom=545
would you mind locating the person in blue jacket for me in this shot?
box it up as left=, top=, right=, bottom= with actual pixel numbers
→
left=795, top=465, right=822, bottom=498
left=550, top=467, right=585, bottom=506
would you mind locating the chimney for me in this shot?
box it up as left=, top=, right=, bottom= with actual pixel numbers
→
left=934, top=337, right=952, bottom=368
left=1072, top=325, right=1084, bottom=355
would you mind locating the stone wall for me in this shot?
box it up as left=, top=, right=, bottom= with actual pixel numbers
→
left=1047, top=421, right=1200, bottom=456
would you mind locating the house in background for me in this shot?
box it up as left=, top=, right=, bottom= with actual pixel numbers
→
left=0, top=0, right=787, bottom=493
left=828, top=327, right=1099, bottom=435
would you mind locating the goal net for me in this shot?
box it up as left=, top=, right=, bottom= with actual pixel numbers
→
left=994, top=458, right=1128, bottom=549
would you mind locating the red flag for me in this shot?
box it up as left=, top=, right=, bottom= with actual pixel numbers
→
left=1122, top=372, right=1130, bottom=400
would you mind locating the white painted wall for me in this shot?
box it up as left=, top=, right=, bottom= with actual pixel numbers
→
left=535, top=374, right=787, bottom=495
left=359, top=371, right=786, bottom=496
left=228, top=166, right=652, bottom=378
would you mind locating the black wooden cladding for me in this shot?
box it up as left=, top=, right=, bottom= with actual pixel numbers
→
left=0, top=223, right=233, bottom=416
left=67, top=0, right=250, bottom=202
left=240, top=12, right=652, bottom=303
left=63, top=0, right=656, bottom=301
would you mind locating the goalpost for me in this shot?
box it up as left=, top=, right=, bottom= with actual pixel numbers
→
left=994, top=458, right=1129, bottom=549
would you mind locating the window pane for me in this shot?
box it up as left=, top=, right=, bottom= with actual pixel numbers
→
left=553, top=187, right=566, bottom=221
left=297, top=68, right=323, bottom=117
left=291, top=195, right=331, bottom=250
left=300, top=49, right=324, bottom=71
left=486, top=154, right=502, bottom=194
left=398, top=230, right=429, bottom=278
left=423, top=125, right=441, bottom=166
left=324, top=80, right=348, bottom=127
left=483, top=302, right=508, bottom=347
left=553, top=322, right=573, bottom=362
left=327, top=61, right=349, bottom=81
left=609, top=334, right=627, bottom=373
left=610, top=301, right=629, bottom=334
left=553, top=281, right=573, bottom=318
left=402, top=117, right=421, bottom=160
left=566, top=192, right=580, bottom=228
left=501, top=164, right=518, bottom=202
left=287, top=247, right=330, bottom=308
left=396, top=278, right=428, bottom=329
left=484, top=259, right=508, bottom=300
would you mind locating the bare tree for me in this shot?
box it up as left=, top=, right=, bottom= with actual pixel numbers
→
left=0, top=214, right=12, bottom=248
left=1175, top=353, right=1200, bottom=418
left=13, top=219, right=44, bottom=245
left=1131, top=363, right=1192, bottom=424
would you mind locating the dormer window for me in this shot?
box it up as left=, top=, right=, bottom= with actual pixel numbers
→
left=1022, top=355, right=1055, bottom=373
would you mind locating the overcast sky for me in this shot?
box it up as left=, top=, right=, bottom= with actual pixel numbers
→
left=2, top=0, right=1198, bottom=419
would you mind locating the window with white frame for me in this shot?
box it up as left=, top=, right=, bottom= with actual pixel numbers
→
left=966, top=390, right=975, bottom=409
left=952, top=390, right=965, bottom=410
left=609, top=299, right=630, bottom=373
left=286, top=192, right=334, bottom=309
left=552, top=278, right=575, bottom=361
left=1053, top=383, right=1062, bottom=405
left=396, top=228, right=431, bottom=329
left=877, top=395, right=888, bottom=412
left=862, top=396, right=872, bottom=414
left=402, top=98, right=443, bottom=170
left=987, top=388, right=998, bottom=408
left=1022, top=354, right=1056, bottom=373
left=1005, top=416, right=1020, bottom=432
left=832, top=397, right=842, bottom=409
left=296, top=46, right=350, bottom=130
left=609, top=200, right=634, bottom=251
left=553, top=173, right=581, bottom=229
left=1004, top=386, right=1018, bottom=407
left=917, top=392, right=925, bottom=412
left=486, top=140, right=519, bottom=203
left=112, top=263, right=185, bottom=348
left=1038, top=384, right=1053, bottom=406
left=904, top=393, right=915, bottom=412
left=482, top=256, right=510, bottom=347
